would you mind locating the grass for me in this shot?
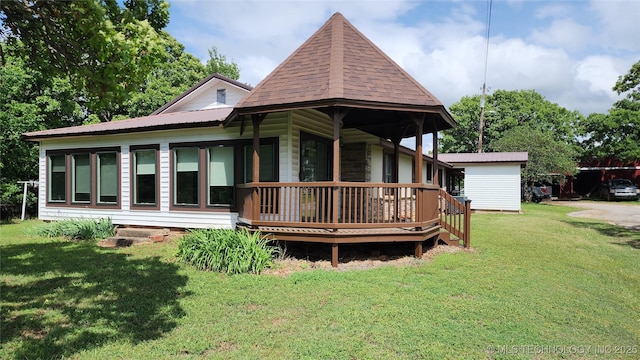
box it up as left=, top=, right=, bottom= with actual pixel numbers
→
left=1, top=203, right=639, bottom=359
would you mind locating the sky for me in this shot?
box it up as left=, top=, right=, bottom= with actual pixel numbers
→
left=166, top=0, right=640, bottom=117
left=165, top=0, right=639, bottom=152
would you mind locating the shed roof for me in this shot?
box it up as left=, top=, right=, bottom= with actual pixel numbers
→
left=229, top=12, right=456, bottom=137
left=438, top=152, right=529, bottom=165
left=23, top=108, right=232, bottom=141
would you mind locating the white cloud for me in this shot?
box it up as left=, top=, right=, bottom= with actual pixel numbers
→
left=166, top=0, right=639, bottom=118
left=534, top=3, right=572, bottom=19
left=530, top=19, right=592, bottom=53
left=589, top=0, right=640, bottom=51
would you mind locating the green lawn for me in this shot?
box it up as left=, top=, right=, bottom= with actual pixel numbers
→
left=1, top=203, right=639, bottom=359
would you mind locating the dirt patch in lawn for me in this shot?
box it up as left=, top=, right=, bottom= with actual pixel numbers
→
left=265, top=242, right=467, bottom=276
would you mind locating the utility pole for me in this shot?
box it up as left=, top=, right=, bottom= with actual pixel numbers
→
left=478, top=0, right=492, bottom=153
left=478, top=84, right=486, bottom=153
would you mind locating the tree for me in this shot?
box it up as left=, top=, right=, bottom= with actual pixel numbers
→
left=112, top=32, right=209, bottom=119
left=0, top=43, right=85, bottom=216
left=204, top=46, right=240, bottom=80
left=613, top=60, right=640, bottom=102
left=580, top=60, right=640, bottom=162
left=1, top=0, right=170, bottom=121
left=492, top=126, right=578, bottom=185
left=441, top=90, right=583, bottom=153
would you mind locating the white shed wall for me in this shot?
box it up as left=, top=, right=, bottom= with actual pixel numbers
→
left=464, top=164, right=521, bottom=211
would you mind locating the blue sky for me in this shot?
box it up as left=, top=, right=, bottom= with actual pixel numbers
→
left=165, top=0, right=640, bottom=117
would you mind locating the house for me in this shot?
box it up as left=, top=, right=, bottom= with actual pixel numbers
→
left=24, top=13, right=469, bottom=266
left=438, top=152, right=528, bottom=212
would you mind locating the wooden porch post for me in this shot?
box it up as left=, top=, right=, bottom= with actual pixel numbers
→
left=392, top=137, right=401, bottom=183
left=252, top=114, right=265, bottom=220
left=412, top=115, right=424, bottom=229
left=432, top=119, right=439, bottom=186
left=413, top=116, right=424, bottom=184
left=330, top=109, right=347, bottom=268
left=414, top=241, right=423, bottom=259
left=330, top=108, right=347, bottom=228
left=392, top=137, right=401, bottom=222
left=331, top=243, right=339, bottom=267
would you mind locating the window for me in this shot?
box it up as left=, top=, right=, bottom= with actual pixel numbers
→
left=174, top=148, right=199, bottom=206
left=383, top=152, right=394, bottom=183
left=300, top=133, right=331, bottom=182
left=48, top=154, right=66, bottom=202
left=46, top=148, right=120, bottom=207
left=170, top=139, right=278, bottom=210
left=72, top=153, right=91, bottom=203
left=217, top=89, right=226, bottom=104
left=208, top=146, right=234, bottom=206
left=97, top=152, right=118, bottom=204
left=132, top=149, right=157, bottom=206
left=243, top=143, right=276, bottom=183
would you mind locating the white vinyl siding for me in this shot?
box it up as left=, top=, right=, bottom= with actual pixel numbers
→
left=464, top=164, right=521, bottom=212
left=170, top=84, right=247, bottom=112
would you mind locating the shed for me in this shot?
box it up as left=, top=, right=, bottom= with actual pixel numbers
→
left=438, top=152, right=528, bottom=212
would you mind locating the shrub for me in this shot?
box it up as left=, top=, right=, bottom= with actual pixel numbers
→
left=33, top=218, right=116, bottom=241
left=176, top=228, right=278, bottom=274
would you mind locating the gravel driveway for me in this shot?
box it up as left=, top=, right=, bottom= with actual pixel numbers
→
left=554, top=201, right=640, bottom=232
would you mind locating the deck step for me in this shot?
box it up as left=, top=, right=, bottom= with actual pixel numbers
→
left=115, top=227, right=169, bottom=239
left=438, top=231, right=461, bottom=247
left=98, top=227, right=170, bottom=248
left=98, top=236, right=152, bottom=248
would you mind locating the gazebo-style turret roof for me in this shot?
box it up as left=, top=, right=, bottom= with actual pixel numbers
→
left=227, top=12, right=456, bottom=139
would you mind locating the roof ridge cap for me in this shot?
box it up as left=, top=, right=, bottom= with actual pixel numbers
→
left=327, top=14, right=344, bottom=98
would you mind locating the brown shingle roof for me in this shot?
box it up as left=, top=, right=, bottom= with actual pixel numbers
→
left=23, top=108, right=232, bottom=141
left=233, top=13, right=452, bottom=120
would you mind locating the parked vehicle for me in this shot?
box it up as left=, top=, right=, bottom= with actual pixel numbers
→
left=531, top=186, right=551, bottom=203
left=600, top=179, right=639, bottom=201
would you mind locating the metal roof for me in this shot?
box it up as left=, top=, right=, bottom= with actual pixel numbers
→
left=23, top=108, right=232, bottom=141
left=438, top=152, right=529, bottom=164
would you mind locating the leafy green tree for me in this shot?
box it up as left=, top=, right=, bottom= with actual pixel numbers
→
left=492, top=126, right=579, bottom=185
left=613, top=60, right=640, bottom=102
left=580, top=60, right=640, bottom=162
left=205, top=46, right=240, bottom=80
left=0, top=44, right=85, bottom=215
left=1, top=0, right=170, bottom=122
left=442, top=90, right=583, bottom=154
left=441, top=95, right=485, bottom=153
left=114, top=32, right=209, bottom=119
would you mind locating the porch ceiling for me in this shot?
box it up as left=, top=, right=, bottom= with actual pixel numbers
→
left=333, top=107, right=452, bottom=139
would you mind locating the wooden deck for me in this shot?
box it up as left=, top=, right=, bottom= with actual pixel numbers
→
left=235, top=182, right=471, bottom=267
left=239, top=222, right=442, bottom=268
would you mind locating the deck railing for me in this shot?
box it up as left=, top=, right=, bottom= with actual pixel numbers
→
left=438, top=188, right=471, bottom=248
left=237, top=182, right=441, bottom=230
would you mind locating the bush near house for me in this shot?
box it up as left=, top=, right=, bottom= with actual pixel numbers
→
left=176, top=228, right=278, bottom=274
left=32, top=218, right=116, bottom=241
